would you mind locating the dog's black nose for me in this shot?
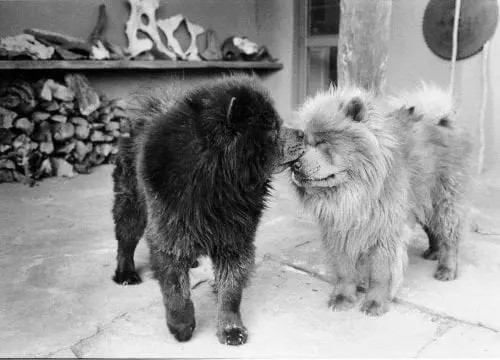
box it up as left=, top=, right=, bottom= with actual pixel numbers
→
left=293, top=161, right=302, bottom=172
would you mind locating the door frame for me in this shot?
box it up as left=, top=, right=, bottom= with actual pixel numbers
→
left=295, top=0, right=339, bottom=105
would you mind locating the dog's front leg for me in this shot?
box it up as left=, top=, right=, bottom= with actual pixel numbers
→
left=212, top=248, right=254, bottom=346
left=328, top=251, right=359, bottom=311
left=361, top=244, right=402, bottom=316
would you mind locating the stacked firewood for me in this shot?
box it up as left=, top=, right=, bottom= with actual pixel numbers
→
left=0, top=74, right=130, bottom=184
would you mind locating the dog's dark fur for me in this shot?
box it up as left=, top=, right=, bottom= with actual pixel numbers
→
left=112, top=76, right=302, bottom=345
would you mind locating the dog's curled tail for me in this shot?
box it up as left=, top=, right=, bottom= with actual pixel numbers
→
left=389, top=83, right=457, bottom=127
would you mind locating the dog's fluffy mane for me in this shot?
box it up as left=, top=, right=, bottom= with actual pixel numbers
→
left=388, top=82, right=457, bottom=126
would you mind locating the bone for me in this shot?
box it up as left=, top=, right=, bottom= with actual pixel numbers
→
left=125, top=0, right=176, bottom=59
left=157, top=14, right=205, bottom=61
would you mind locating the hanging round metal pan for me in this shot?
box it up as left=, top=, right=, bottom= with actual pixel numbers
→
left=423, top=0, right=499, bottom=60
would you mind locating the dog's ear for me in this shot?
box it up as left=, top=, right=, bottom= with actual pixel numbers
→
left=226, top=96, right=237, bottom=124
left=345, top=97, right=365, bottom=122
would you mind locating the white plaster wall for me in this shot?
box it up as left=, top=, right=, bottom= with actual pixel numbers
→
left=387, top=0, right=500, bottom=171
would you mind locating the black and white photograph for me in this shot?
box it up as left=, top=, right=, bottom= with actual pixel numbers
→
left=1, top=0, right=499, bottom=358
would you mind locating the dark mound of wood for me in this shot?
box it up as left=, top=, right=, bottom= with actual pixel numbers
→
left=0, top=74, right=130, bottom=184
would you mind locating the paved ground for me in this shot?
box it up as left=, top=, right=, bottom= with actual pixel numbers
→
left=1, top=164, right=500, bottom=358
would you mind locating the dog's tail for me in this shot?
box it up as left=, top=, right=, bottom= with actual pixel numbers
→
left=388, top=83, right=457, bottom=127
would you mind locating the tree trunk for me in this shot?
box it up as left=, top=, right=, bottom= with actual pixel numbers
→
left=337, top=0, right=392, bottom=95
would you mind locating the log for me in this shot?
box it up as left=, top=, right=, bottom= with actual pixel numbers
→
left=45, top=41, right=87, bottom=60
left=90, top=130, right=105, bottom=142
left=36, top=158, right=52, bottom=179
left=51, top=84, right=75, bottom=102
left=75, top=124, right=90, bottom=140
left=0, top=158, right=16, bottom=170
left=14, top=117, right=34, bottom=135
left=111, top=108, right=128, bottom=119
left=0, top=128, right=14, bottom=146
left=55, top=140, right=76, bottom=155
left=35, top=79, right=54, bottom=101
left=89, top=5, right=108, bottom=45
left=74, top=140, right=92, bottom=162
left=0, top=106, right=16, bottom=129
left=70, top=117, right=88, bottom=126
left=103, top=40, right=125, bottom=59
left=0, top=169, right=15, bottom=183
left=110, top=98, right=128, bottom=110
left=58, top=102, right=75, bottom=116
left=0, top=94, right=20, bottom=109
left=39, top=100, right=60, bottom=112
left=99, top=113, right=112, bottom=124
left=119, top=118, right=130, bottom=133
left=0, top=145, right=11, bottom=153
left=50, top=157, right=75, bottom=177
left=0, top=34, right=55, bottom=60
left=91, top=40, right=110, bottom=60
left=12, top=134, right=28, bottom=149
left=32, top=111, right=51, bottom=122
left=98, top=104, right=111, bottom=115
left=110, top=143, right=119, bottom=154
left=108, top=130, right=121, bottom=138
left=24, top=28, right=92, bottom=56
left=105, top=121, right=120, bottom=132
left=88, top=149, right=106, bottom=165
left=95, top=143, right=112, bottom=157
left=52, top=123, right=75, bottom=142
left=91, top=123, right=105, bottom=130
left=51, top=114, right=67, bottom=123
left=32, top=121, right=52, bottom=142
left=337, top=0, right=392, bottom=94
left=0, top=80, right=37, bottom=114
left=87, top=111, right=100, bottom=123
left=73, top=157, right=93, bottom=174
left=64, top=74, right=100, bottom=116
left=27, top=151, right=43, bottom=176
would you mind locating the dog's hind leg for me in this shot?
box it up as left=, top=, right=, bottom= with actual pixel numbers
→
left=212, top=248, right=254, bottom=346
left=328, top=252, right=359, bottom=312
left=426, top=200, right=463, bottom=281
left=422, top=225, right=439, bottom=260
left=112, top=162, right=147, bottom=285
left=149, top=247, right=196, bottom=342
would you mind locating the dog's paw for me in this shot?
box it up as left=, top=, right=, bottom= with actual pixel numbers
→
left=434, top=266, right=457, bottom=281
left=218, top=326, right=248, bottom=346
left=422, top=248, right=439, bottom=260
left=113, top=269, right=142, bottom=285
left=328, top=294, right=357, bottom=312
left=360, top=300, right=389, bottom=316
left=167, top=319, right=196, bottom=342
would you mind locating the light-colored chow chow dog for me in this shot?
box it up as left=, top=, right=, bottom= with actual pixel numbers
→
left=290, top=84, right=472, bottom=316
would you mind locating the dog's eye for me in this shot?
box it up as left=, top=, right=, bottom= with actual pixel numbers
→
left=267, top=129, right=278, bottom=142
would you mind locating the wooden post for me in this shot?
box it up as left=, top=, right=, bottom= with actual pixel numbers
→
left=337, top=0, right=392, bottom=95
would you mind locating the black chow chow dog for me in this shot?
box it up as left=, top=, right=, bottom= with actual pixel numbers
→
left=111, top=76, right=304, bottom=345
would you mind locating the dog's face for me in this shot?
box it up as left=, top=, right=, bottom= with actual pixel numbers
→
left=191, top=77, right=305, bottom=178
left=291, top=88, right=398, bottom=195
left=273, top=125, right=305, bottom=173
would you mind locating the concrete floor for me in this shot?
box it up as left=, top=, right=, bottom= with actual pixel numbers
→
left=1, top=164, right=500, bottom=358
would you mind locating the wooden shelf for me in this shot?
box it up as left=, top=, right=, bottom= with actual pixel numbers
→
left=0, top=60, right=283, bottom=71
